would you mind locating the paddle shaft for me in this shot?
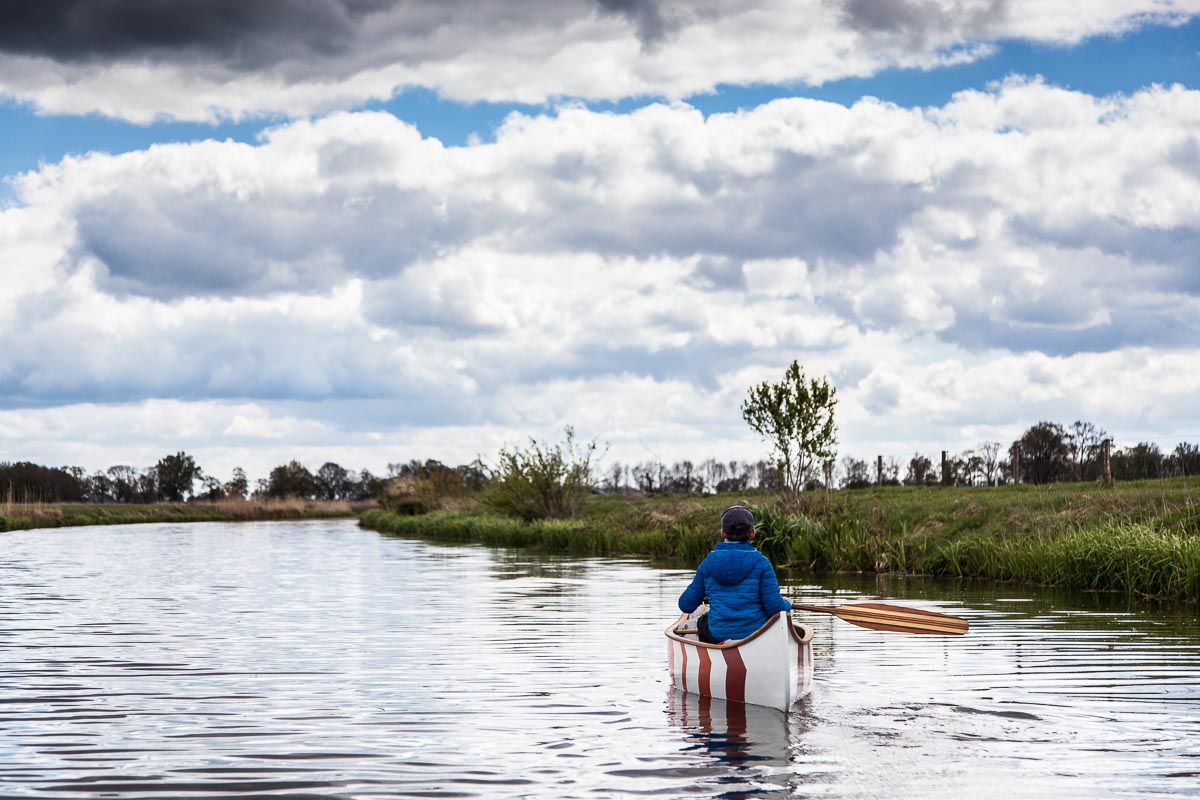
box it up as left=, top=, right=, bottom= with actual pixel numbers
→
left=793, top=602, right=969, bottom=635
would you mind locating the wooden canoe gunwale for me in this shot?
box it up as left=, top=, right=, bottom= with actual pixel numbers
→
left=665, top=611, right=813, bottom=650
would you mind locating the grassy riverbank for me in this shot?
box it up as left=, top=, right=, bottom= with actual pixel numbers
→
left=360, top=477, right=1200, bottom=600
left=0, top=498, right=367, bottom=532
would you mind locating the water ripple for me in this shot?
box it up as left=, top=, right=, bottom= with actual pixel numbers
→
left=1, top=520, right=1198, bottom=799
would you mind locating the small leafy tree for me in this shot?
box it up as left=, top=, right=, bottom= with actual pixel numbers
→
left=1016, top=422, right=1071, bottom=484
left=224, top=467, right=249, bottom=500
left=155, top=452, right=202, bottom=502
left=265, top=460, right=318, bottom=499
left=195, top=476, right=226, bottom=501
left=357, top=469, right=387, bottom=500
left=315, top=462, right=352, bottom=501
left=742, top=361, right=838, bottom=503
left=485, top=427, right=598, bottom=521
left=107, top=465, right=140, bottom=503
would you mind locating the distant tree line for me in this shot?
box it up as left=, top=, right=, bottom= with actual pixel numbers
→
left=601, top=421, right=1199, bottom=494
left=1001, top=421, right=1199, bottom=485
left=600, top=459, right=784, bottom=495
left=0, top=453, right=388, bottom=504
left=4, top=420, right=1197, bottom=505
left=256, top=460, right=388, bottom=501
left=831, top=421, right=1199, bottom=490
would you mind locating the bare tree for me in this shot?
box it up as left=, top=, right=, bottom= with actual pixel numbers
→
left=904, top=454, right=935, bottom=486
left=961, top=451, right=985, bottom=486
left=839, top=456, right=871, bottom=489
left=632, top=461, right=659, bottom=493
left=979, top=442, right=1000, bottom=486
left=700, top=458, right=724, bottom=494
left=608, top=462, right=624, bottom=493
left=1171, top=443, right=1200, bottom=476
left=1067, top=420, right=1107, bottom=481
left=1111, top=442, right=1165, bottom=481
left=883, top=456, right=902, bottom=486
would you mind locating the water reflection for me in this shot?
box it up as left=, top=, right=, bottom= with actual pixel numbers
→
left=667, top=689, right=790, bottom=769
left=663, top=690, right=833, bottom=799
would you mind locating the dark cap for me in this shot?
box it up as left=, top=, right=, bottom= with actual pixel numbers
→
left=721, top=505, right=754, bottom=537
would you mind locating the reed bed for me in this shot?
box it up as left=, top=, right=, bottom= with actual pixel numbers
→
left=359, top=508, right=718, bottom=562
left=0, top=499, right=366, bottom=532
left=361, top=477, right=1199, bottom=600
left=751, top=509, right=1199, bottom=600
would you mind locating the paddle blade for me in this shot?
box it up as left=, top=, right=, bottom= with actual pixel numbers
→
left=795, top=602, right=969, bottom=635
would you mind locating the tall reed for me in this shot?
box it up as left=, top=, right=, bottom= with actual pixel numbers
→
left=360, top=509, right=717, bottom=561
left=361, top=481, right=1200, bottom=600
left=751, top=507, right=1198, bottom=601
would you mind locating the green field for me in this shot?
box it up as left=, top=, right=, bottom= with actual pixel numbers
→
left=0, top=498, right=363, bottom=532
left=360, top=478, right=1200, bottom=601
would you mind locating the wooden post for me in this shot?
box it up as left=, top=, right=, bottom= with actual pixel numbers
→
left=822, top=460, right=834, bottom=514
left=1012, top=442, right=1021, bottom=484
left=1101, top=439, right=1112, bottom=485
left=941, top=450, right=949, bottom=486
left=876, top=455, right=884, bottom=487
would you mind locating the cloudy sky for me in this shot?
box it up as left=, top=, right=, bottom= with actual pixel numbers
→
left=2, top=0, right=1199, bottom=484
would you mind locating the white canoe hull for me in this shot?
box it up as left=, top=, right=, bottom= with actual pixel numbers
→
left=665, top=610, right=814, bottom=712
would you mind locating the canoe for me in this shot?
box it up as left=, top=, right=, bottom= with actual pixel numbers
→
left=665, top=608, right=814, bottom=712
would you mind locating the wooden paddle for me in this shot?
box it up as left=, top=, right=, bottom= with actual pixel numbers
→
left=792, top=602, right=969, bottom=635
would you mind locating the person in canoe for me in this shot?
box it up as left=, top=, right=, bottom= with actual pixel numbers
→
left=678, top=505, right=792, bottom=644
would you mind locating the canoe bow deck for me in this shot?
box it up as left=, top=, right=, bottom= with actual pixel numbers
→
left=665, top=610, right=814, bottom=712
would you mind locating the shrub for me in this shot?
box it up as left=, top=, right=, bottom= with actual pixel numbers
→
left=388, top=497, right=430, bottom=516
left=484, top=428, right=598, bottom=521
left=381, top=459, right=485, bottom=513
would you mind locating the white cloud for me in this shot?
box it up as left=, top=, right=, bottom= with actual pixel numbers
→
left=2, top=80, right=1198, bottom=473
left=3, top=339, right=1196, bottom=484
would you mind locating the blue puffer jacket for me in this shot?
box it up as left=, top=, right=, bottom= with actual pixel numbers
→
left=678, top=541, right=792, bottom=641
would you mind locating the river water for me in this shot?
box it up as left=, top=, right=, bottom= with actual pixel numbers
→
left=1, top=519, right=1197, bottom=799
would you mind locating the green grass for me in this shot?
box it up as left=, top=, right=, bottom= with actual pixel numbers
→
left=359, top=502, right=721, bottom=563
left=361, top=477, right=1200, bottom=600
left=0, top=499, right=365, bottom=532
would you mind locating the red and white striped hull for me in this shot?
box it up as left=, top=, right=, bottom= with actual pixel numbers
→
left=665, top=610, right=814, bottom=712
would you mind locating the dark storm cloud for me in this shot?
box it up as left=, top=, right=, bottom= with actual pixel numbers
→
left=0, top=0, right=397, bottom=68
left=834, top=0, right=1010, bottom=50
left=0, top=0, right=671, bottom=69
left=594, top=0, right=670, bottom=42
